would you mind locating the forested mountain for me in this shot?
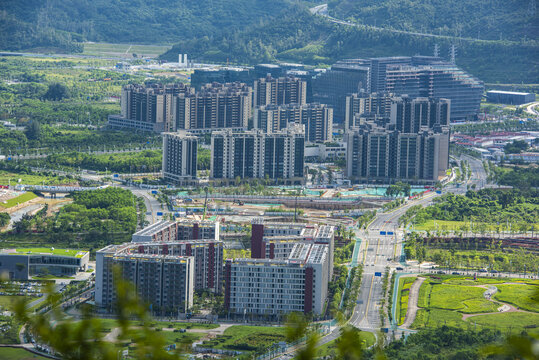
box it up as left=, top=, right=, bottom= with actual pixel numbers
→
left=161, top=7, right=538, bottom=84
left=0, top=0, right=293, bottom=51
left=327, top=0, right=538, bottom=42
left=1, top=1, right=537, bottom=83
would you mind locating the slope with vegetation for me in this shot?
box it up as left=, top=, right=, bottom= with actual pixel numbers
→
left=327, top=0, right=538, bottom=42
left=0, top=0, right=294, bottom=52
left=161, top=5, right=538, bottom=83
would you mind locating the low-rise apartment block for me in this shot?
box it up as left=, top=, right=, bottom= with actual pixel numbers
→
left=131, top=220, right=219, bottom=243
left=224, top=242, right=329, bottom=316
left=95, top=243, right=194, bottom=314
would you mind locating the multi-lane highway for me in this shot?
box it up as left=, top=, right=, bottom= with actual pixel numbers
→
left=349, top=192, right=438, bottom=332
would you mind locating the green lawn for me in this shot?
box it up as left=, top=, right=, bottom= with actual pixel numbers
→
left=413, top=219, right=519, bottom=232
left=0, top=171, right=77, bottom=186
left=0, top=192, right=37, bottom=209
left=417, top=280, right=433, bottom=308
left=395, top=277, right=416, bottom=325
left=200, top=325, right=287, bottom=355
left=471, top=312, right=539, bottom=335
left=158, top=330, right=204, bottom=346
left=14, top=248, right=83, bottom=257
left=0, top=295, right=36, bottom=311
left=0, top=347, right=48, bottom=359
left=413, top=275, right=539, bottom=334
left=494, top=284, right=539, bottom=312
left=441, top=276, right=539, bottom=286
left=79, top=318, right=219, bottom=332
left=411, top=308, right=469, bottom=330
left=429, top=284, right=498, bottom=313
left=315, top=330, right=375, bottom=358
left=31, top=274, right=74, bottom=280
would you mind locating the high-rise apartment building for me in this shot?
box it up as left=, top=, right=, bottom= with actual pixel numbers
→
left=173, top=82, right=252, bottom=132
left=210, top=124, right=305, bottom=184
left=95, top=243, right=194, bottom=314
left=162, top=131, right=198, bottom=185
left=109, top=84, right=193, bottom=132
left=253, top=103, right=333, bottom=143
left=254, top=76, right=307, bottom=106
left=390, top=96, right=451, bottom=133
left=190, top=67, right=252, bottom=90
left=344, top=92, right=393, bottom=130
left=345, top=122, right=449, bottom=183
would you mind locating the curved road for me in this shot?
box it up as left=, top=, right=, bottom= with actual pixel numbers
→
left=310, top=4, right=519, bottom=45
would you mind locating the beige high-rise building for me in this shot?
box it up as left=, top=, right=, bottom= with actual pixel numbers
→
left=254, top=103, right=332, bottom=143
left=254, top=76, right=307, bottom=106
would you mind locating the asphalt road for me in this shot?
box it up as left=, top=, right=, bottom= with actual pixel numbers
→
left=309, top=4, right=517, bottom=45
left=350, top=192, right=439, bottom=333
left=130, top=187, right=166, bottom=224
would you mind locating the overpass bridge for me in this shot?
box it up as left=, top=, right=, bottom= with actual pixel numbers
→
left=173, top=194, right=383, bottom=210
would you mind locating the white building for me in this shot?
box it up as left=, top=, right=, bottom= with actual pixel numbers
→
left=224, top=242, right=329, bottom=316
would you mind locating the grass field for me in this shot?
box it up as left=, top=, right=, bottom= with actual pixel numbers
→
left=200, top=325, right=287, bottom=355
left=82, top=43, right=172, bottom=58
left=471, top=312, right=539, bottom=334
left=412, top=275, right=539, bottom=333
left=441, top=277, right=539, bottom=286
left=0, top=171, right=78, bottom=187
left=429, top=284, right=498, bottom=313
left=0, top=295, right=37, bottom=311
left=315, top=330, right=375, bottom=358
left=411, top=308, right=467, bottom=329
left=0, top=192, right=37, bottom=209
left=395, top=277, right=416, bottom=325
left=0, top=347, right=48, bottom=359
left=494, top=284, right=539, bottom=312
left=414, top=219, right=510, bottom=232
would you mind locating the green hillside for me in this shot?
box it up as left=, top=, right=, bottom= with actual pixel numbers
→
left=0, top=0, right=293, bottom=52
left=1, top=1, right=536, bottom=83
left=161, top=7, right=538, bottom=84
left=327, top=0, right=538, bottom=42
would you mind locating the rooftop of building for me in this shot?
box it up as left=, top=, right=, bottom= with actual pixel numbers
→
left=99, top=243, right=198, bottom=260
left=256, top=64, right=281, bottom=69
left=132, top=220, right=175, bottom=237
left=229, top=242, right=328, bottom=266
left=163, top=131, right=199, bottom=140
left=112, top=252, right=192, bottom=263
left=487, top=90, right=534, bottom=96
left=258, top=102, right=330, bottom=111
left=1, top=248, right=88, bottom=258
left=306, top=244, right=328, bottom=265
